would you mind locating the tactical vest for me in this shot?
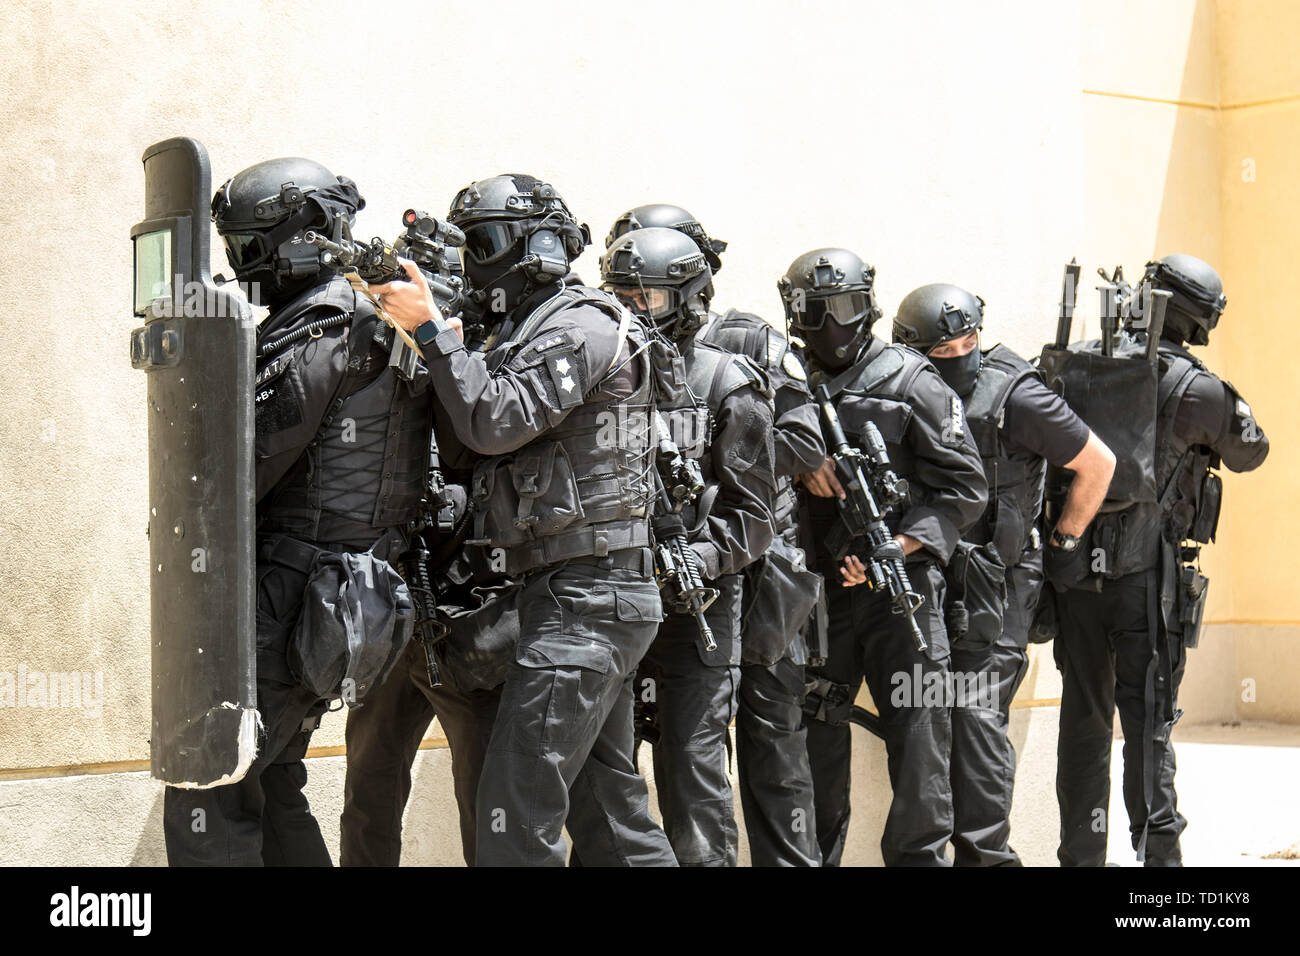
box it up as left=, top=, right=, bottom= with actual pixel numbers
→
left=658, top=341, right=772, bottom=534
left=960, top=345, right=1046, bottom=566
left=468, top=286, right=664, bottom=575
left=258, top=277, right=434, bottom=547
left=815, top=339, right=931, bottom=516
left=698, top=310, right=800, bottom=536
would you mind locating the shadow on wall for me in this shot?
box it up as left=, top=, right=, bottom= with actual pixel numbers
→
left=131, top=790, right=167, bottom=866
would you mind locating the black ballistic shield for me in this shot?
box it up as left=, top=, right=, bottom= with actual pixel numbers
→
left=130, top=138, right=258, bottom=788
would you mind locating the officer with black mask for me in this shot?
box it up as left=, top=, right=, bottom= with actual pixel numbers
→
left=785, top=248, right=988, bottom=867
left=163, top=158, right=431, bottom=866
left=892, top=283, right=1115, bottom=866
left=372, top=174, right=677, bottom=866
left=593, top=225, right=777, bottom=866
left=1050, top=254, right=1268, bottom=866
left=609, top=204, right=827, bottom=866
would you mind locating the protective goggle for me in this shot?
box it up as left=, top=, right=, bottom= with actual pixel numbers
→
left=788, top=290, right=873, bottom=331
left=222, top=232, right=270, bottom=269
left=463, top=221, right=527, bottom=266
left=604, top=284, right=678, bottom=320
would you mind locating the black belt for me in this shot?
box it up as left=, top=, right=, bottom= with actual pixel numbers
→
left=563, top=547, right=654, bottom=576
left=258, top=534, right=323, bottom=574
left=257, top=528, right=406, bottom=572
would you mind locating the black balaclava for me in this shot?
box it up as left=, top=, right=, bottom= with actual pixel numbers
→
left=928, top=347, right=982, bottom=397
left=805, top=322, right=869, bottom=372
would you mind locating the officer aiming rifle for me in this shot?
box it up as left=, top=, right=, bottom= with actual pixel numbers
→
left=814, top=383, right=927, bottom=651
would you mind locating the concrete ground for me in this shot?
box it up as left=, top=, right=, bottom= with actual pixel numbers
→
left=1, top=716, right=1297, bottom=866
left=1102, top=721, right=1300, bottom=867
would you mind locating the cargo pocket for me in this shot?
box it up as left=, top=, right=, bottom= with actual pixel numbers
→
left=515, top=634, right=615, bottom=744
left=917, top=561, right=950, bottom=662
left=614, top=587, right=663, bottom=623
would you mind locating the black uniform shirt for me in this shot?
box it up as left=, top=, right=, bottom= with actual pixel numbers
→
left=1169, top=355, right=1269, bottom=472
left=1000, top=375, right=1091, bottom=468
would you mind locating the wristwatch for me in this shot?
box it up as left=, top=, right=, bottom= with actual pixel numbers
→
left=413, top=316, right=461, bottom=357
left=1050, top=527, right=1080, bottom=552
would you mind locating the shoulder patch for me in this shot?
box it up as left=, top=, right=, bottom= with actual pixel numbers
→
left=545, top=344, right=585, bottom=409
left=254, top=360, right=303, bottom=435
left=942, top=393, right=967, bottom=447
left=782, top=349, right=807, bottom=381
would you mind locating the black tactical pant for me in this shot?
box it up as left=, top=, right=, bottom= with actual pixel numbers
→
left=632, top=574, right=743, bottom=867
left=340, top=639, right=501, bottom=866
left=1054, top=571, right=1187, bottom=866
left=947, top=560, right=1037, bottom=866
left=474, top=553, right=676, bottom=866
left=163, top=560, right=332, bottom=867
left=805, top=560, right=952, bottom=866
left=737, top=654, right=820, bottom=866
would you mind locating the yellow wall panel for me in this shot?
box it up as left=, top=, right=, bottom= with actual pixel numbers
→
left=1217, top=0, right=1300, bottom=106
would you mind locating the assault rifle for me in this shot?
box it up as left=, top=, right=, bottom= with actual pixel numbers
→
left=651, top=416, right=718, bottom=652
left=305, top=229, right=465, bottom=317
left=394, top=431, right=468, bottom=688
left=815, top=384, right=927, bottom=652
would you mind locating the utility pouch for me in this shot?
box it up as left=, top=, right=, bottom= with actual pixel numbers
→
left=436, top=581, right=522, bottom=693
left=1028, top=582, right=1059, bottom=644
left=648, top=333, right=686, bottom=403
left=1189, top=471, right=1222, bottom=545
left=470, top=441, right=584, bottom=549
left=740, top=538, right=824, bottom=666
left=1179, top=566, right=1209, bottom=649
left=289, top=547, right=414, bottom=706
left=944, top=540, right=1007, bottom=649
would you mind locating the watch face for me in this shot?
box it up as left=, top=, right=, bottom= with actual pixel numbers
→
left=415, top=319, right=441, bottom=345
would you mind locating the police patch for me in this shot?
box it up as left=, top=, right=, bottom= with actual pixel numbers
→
left=782, top=350, right=807, bottom=381
left=546, top=346, right=585, bottom=409
left=255, top=377, right=303, bottom=434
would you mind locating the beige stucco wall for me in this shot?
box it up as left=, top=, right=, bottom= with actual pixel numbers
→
left=0, top=0, right=1293, bottom=864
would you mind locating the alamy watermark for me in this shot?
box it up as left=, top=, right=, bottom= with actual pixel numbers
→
left=0, top=664, right=104, bottom=719
left=889, top=664, right=1002, bottom=711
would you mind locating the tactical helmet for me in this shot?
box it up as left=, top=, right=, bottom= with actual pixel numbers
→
left=777, top=248, right=882, bottom=370
left=605, top=203, right=728, bottom=272
left=211, top=157, right=363, bottom=302
left=1142, top=253, right=1226, bottom=346
left=447, top=174, right=591, bottom=305
left=892, top=283, right=985, bottom=353
left=600, top=226, right=714, bottom=341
